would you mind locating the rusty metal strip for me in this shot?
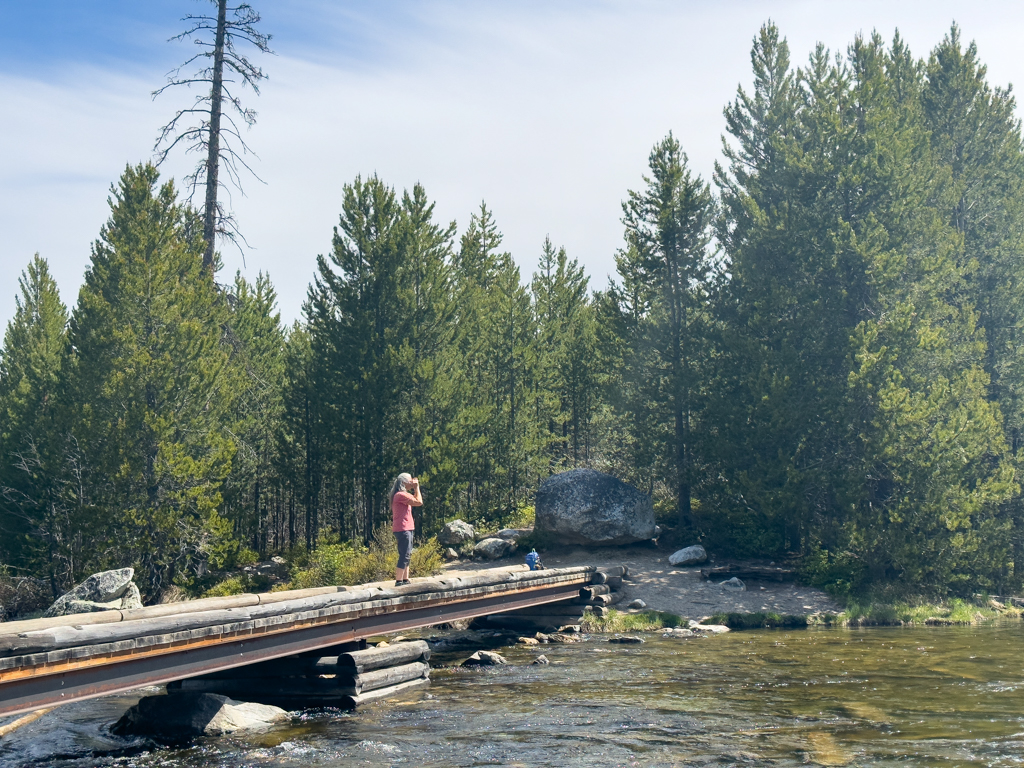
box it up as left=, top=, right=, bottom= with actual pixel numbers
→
left=0, top=581, right=582, bottom=717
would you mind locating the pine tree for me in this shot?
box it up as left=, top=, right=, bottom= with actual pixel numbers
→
left=0, top=255, right=70, bottom=584
left=613, top=133, right=715, bottom=530
left=66, top=163, right=236, bottom=597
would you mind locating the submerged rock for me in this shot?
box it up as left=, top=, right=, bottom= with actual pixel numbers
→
left=535, top=469, right=656, bottom=546
left=112, top=693, right=287, bottom=739
left=44, top=568, right=137, bottom=617
left=438, top=519, right=475, bottom=547
left=668, top=545, right=708, bottom=566
left=609, top=636, right=644, bottom=644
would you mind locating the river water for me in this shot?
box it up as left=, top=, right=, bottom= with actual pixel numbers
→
left=3, top=624, right=1024, bottom=767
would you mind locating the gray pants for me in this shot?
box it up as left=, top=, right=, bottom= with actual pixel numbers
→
left=395, top=529, right=414, bottom=569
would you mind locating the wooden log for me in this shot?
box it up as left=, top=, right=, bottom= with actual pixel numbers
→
left=579, top=584, right=610, bottom=599
left=341, top=677, right=429, bottom=708
left=0, top=611, right=122, bottom=637
left=120, top=594, right=261, bottom=621
left=171, top=661, right=429, bottom=697
left=353, top=661, right=429, bottom=694
left=575, top=590, right=625, bottom=607
left=336, top=641, right=431, bottom=674
left=603, top=576, right=623, bottom=591
left=699, top=564, right=795, bottom=582
left=592, top=566, right=627, bottom=582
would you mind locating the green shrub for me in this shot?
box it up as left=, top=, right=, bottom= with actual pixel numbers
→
left=203, top=575, right=247, bottom=597
left=288, top=527, right=446, bottom=589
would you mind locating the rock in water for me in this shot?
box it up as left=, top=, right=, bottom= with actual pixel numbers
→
left=438, top=519, right=475, bottom=547
left=44, top=568, right=136, bottom=617
left=609, top=636, right=644, bottom=644
left=534, top=469, right=655, bottom=546
left=462, top=650, right=507, bottom=667
left=473, top=537, right=516, bottom=560
left=532, top=654, right=549, bottom=665
left=668, top=545, right=708, bottom=566
left=112, top=693, right=287, bottom=739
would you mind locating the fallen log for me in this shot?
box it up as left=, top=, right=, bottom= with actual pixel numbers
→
left=603, top=576, right=623, bottom=591
left=699, top=565, right=796, bottom=582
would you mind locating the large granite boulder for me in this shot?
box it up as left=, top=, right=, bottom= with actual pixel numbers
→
left=535, top=469, right=655, bottom=546
left=438, top=519, right=475, bottom=547
left=112, top=693, right=287, bottom=739
left=44, top=568, right=138, bottom=617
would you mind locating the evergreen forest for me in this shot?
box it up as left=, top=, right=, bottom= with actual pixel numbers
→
left=3, top=23, right=1024, bottom=602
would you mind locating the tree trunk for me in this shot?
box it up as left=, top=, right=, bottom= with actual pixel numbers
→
left=202, top=0, right=228, bottom=272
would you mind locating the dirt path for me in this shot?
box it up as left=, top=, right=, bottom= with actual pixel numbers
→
left=441, top=546, right=841, bottom=621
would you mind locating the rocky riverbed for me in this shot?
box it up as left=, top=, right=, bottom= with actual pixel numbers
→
left=443, top=546, right=841, bottom=620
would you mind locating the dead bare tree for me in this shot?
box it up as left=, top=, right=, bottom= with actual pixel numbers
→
left=154, top=1, right=273, bottom=272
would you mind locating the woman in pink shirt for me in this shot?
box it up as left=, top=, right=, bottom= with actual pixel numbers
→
left=389, top=472, right=422, bottom=586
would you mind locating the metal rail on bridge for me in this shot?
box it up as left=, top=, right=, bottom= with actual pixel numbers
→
left=0, top=566, right=595, bottom=718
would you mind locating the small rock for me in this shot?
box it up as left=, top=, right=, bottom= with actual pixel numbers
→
left=438, top=519, right=476, bottom=548
left=517, top=636, right=540, bottom=645
left=462, top=650, right=507, bottom=667
left=719, top=577, right=746, bottom=591
left=546, top=633, right=579, bottom=644
left=444, top=547, right=460, bottom=560
left=668, top=545, right=708, bottom=567
left=376, top=640, right=390, bottom=647
left=112, top=693, right=287, bottom=739
left=989, top=598, right=1005, bottom=610
left=532, top=654, right=549, bottom=665
left=662, top=627, right=694, bottom=638
left=626, top=599, right=647, bottom=610
left=534, top=632, right=550, bottom=643
left=692, top=624, right=730, bottom=634
left=609, top=636, right=644, bottom=644
left=271, top=556, right=287, bottom=565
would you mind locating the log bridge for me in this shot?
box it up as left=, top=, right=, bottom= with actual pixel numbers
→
left=0, top=565, right=603, bottom=718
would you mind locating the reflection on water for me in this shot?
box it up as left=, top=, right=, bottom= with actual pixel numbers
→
left=4, top=624, right=1024, bottom=767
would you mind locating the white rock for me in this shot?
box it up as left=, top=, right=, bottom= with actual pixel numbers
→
left=668, top=545, right=708, bottom=566
left=719, top=576, right=745, bottom=591
left=626, top=599, right=647, bottom=609
left=112, top=693, right=287, bottom=738
left=462, top=650, right=507, bottom=666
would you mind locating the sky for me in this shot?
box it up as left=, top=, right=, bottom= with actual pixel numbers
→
left=2, top=0, right=1024, bottom=329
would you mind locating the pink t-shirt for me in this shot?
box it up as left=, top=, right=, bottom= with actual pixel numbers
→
left=392, top=491, right=416, bottom=532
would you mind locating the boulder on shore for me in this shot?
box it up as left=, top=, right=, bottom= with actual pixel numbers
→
left=438, top=519, right=475, bottom=548
left=44, top=568, right=138, bottom=617
left=668, top=545, right=708, bottom=567
left=535, top=469, right=655, bottom=546
left=112, top=693, right=288, bottom=739
left=474, top=537, right=516, bottom=560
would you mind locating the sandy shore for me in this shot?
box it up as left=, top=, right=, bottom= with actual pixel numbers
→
left=441, top=545, right=841, bottom=622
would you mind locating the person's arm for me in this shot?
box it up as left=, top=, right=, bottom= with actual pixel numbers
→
left=408, top=478, right=423, bottom=507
